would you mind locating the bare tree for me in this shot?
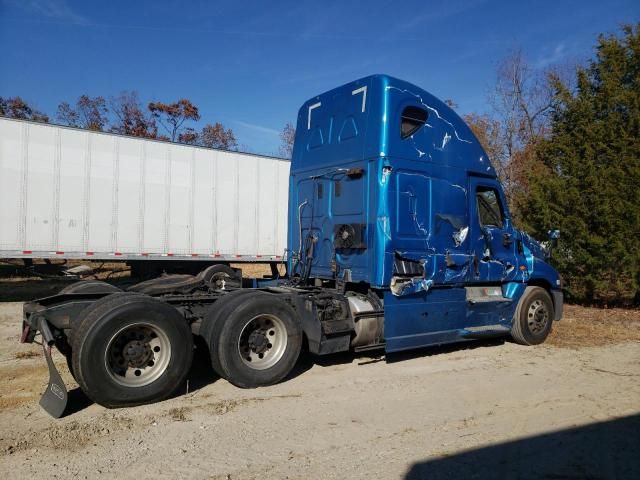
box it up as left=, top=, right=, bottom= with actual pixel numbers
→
left=110, top=91, right=157, bottom=138
left=487, top=49, right=557, bottom=204
left=200, top=123, right=237, bottom=150
left=278, top=122, right=296, bottom=158
left=0, top=96, right=49, bottom=122
left=148, top=99, right=200, bottom=142
left=178, top=128, right=199, bottom=145
left=57, top=95, right=109, bottom=131
left=463, top=113, right=502, bottom=166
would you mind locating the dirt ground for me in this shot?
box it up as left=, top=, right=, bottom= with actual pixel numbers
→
left=0, top=281, right=638, bottom=479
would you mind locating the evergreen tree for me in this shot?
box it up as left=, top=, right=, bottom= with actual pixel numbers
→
left=518, top=24, right=640, bottom=305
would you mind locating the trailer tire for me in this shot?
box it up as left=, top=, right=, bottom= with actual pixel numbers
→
left=511, top=286, right=554, bottom=345
left=213, top=293, right=302, bottom=388
left=60, top=280, right=122, bottom=295
left=197, top=264, right=241, bottom=289
left=200, top=290, right=264, bottom=378
left=71, top=293, right=193, bottom=408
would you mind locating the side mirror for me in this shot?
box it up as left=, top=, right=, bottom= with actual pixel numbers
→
left=547, top=229, right=560, bottom=258
left=548, top=229, right=560, bottom=240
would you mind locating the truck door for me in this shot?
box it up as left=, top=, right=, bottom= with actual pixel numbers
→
left=468, top=177, right=519, bottom=283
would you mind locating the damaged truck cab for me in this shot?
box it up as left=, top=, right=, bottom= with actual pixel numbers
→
left=288, top=74, right=562, bottom=353
left=22, top=75, right=563, bottom=417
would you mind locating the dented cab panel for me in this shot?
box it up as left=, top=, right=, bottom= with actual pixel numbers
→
left=288, top=74, right=562, bottom=353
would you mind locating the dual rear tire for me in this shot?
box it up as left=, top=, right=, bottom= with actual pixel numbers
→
left=202, top=292, right=303, bottom=388
left=71, top=293, right=193, bottom=408
left=69, top=290, right=302, bottom=408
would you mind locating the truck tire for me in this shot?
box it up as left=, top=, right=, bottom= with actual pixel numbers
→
left=212, top=293, right=302, bottom=388
left=200, top=289, right=263, bottom=378
left=60, top=280, right=122, bottom=295
left=197, top=264, right=241, bottom=289
left=65, top=293, right=137, bottom=381
left=511, top=286, right=554, bottom=345
left=71, top=293, right=193, bottom=408
left=64, top=292, right=124, bottom=367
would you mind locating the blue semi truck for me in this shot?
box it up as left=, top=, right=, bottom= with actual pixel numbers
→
left=22, top=75, right=563, bottom=417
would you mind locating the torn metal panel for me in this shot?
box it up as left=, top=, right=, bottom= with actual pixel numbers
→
left=390, top=275, right=433, bottom=296
left=452, top=226, right=469, bottom=246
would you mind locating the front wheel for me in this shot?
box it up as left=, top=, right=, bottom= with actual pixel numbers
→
left=211, top=293, right=302, bottom=388
left=71, top=293, right=193, bottom=408
left=511, top=286, right=554, bottom=345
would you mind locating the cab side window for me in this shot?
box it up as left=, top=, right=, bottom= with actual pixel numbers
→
left=476, top=187, right=504, bottom=228
left=400, top=106, right=428, bottom=139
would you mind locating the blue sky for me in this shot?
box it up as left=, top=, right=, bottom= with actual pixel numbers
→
left=1, top=0, right=638, bottom=155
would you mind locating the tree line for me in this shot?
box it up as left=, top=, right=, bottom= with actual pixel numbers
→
left=2, top=24, right=637, bottom=305
left=462, top=24, right=639, bottom=306
left=0, top=92, right=238, bottom=150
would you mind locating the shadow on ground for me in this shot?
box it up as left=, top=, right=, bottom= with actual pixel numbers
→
left=311, top=337, right=507, bottom=369
left=404, top=414, right=640, bottom=479
left=61, top=338, right=224, bottom=416
left=63, top=387, right=94, bottom=416
left=60, top=337, right=509, bottom=416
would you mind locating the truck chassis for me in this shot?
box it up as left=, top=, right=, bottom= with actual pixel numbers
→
left=22, top=265, right=390, bottom=417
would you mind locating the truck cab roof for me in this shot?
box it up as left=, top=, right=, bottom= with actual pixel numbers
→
left=291, top=74, right=495, bottom=178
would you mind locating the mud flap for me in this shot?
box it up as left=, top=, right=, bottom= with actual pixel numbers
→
left=39, top=343, right=68, bottom=418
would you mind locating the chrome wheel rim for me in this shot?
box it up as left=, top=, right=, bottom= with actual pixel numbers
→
left=105, top=323, right=171, bottom=387
left=238, top=314, right=287, bottom=370
left=527, top=299, right=549, bottom=334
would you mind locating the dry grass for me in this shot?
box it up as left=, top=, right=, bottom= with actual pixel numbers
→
left=548, top=304, right=640, bottom=348
left=231, top=263, right=285, bottom=278
left=15, top=350, right=40, bottom=359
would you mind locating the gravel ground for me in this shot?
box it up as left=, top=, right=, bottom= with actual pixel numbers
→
left=1, top=297, right=639, bottom=479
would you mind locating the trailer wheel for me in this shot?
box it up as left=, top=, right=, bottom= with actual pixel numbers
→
left=511, top=286, right=554, bottom=345
left=197, top=264, right=241, bottom=289
left=60, top=280, right=122, bottom=295
left=213, top=293, right=302, bottom=388
left=71, top=293, right=193, bottom=408
left=200, top=290, right=263, bottom=378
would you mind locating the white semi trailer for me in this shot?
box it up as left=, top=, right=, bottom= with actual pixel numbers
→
left=0, top=117, right=290, bottom=275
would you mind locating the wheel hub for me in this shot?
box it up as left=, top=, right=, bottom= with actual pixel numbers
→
left=248, top=330, right=269, bottom=354
left=123, top=340, right=152, bottom=367
left=527, top=299, right=549, bottom=334
left=105, top=323, right=172, bottom=387
left=238, top=314, right=287, bottom=370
